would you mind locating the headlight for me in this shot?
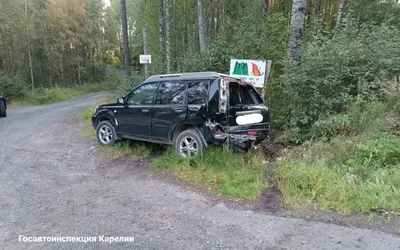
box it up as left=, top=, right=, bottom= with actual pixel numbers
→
left=93, top=105, right=99, bottom=115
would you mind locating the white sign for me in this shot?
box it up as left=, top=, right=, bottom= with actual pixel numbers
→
left=140, top=55, right=152, bottom=64
left=229, top=59, right=267, bottom=88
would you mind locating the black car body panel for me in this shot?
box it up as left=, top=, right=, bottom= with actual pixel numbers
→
left=0, top=95, right=6, bottom=110
left=92, top=72, right=270, bottom=150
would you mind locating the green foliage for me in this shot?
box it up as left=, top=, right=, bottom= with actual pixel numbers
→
left=11, top=78, right=119, bottom=106
left=280, top=22, right=400, bottom=137
left=0, top=0, right=110, bottom=88
left=276, top=94, right=400, bottom=214
left=0, top=73, right=27, bottom=101
left=153, top=147, right=266, bottom=200
left=117, top=71, right=147, bottom=96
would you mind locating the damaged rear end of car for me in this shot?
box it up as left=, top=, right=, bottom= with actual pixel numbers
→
left=201, top=74, right=270, bottom=151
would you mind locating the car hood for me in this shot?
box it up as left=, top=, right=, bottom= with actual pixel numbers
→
left=97, top=102, right=123, bottom=109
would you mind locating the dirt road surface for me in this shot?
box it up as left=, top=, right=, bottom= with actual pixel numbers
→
left=1, top=94, right=399, bottom=250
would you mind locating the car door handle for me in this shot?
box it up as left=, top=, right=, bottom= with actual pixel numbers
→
left=174, top=109, right=183, bottom=113
left=141, top=109, right=149, bottom=113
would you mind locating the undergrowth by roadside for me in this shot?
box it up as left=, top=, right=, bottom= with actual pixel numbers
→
left=152, top=147, right=266, bottom=200
left=10, top=78, right=120, bottom=106
left=276, top=93, right=400, bottom=214
left=80, top=91, right=400, bottom=213
left=80, top=102, right=267, bottom=201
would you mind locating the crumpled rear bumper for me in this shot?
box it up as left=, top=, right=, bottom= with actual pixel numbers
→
left=204, top=122, right=270, bottom=150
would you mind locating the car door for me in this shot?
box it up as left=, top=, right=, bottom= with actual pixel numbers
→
left=151, top=81, right=187, bottom=141
left=118, top=82, right=159, bottom=139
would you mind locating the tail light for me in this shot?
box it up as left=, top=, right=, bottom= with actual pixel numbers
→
left=219, top=78, right=227, bottom=113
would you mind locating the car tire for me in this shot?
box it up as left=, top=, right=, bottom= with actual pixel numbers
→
left=0, top=100, right=6, bottom=117
left=175, top=129, right=205, bottom=158
left=96, top=121, right=117, bottom=146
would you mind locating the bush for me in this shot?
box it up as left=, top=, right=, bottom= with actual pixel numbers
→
left=117, top=71, right=146, bottom=96
left=0, top=73, right=27, bottom=101
left=280, top=22, right=400, bottom=138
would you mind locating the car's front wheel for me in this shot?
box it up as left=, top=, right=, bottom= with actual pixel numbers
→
left=96, top=121, right=116, bottom=146
left=0, top=100, right=6, bottom=117
left=175, top=129, right=205, bottom=158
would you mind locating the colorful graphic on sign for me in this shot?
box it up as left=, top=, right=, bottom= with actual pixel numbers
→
left=230, top=59, right=267, bottom=88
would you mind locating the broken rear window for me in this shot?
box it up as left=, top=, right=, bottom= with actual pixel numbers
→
left=229, top=83, right=263, bottom=106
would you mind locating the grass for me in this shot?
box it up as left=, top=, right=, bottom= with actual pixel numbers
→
left=152, top=147, right=267, bottom=201
left=80, top=100, right=154, bottom=160
left=80, top=103, right=267, bottom=200
left=10, top=78, right=120, bottom=106
left=276, top=94, right=400, bottom=214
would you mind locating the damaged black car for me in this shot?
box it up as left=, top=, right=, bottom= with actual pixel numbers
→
left=92, top=72, right=270, bottom=158
left=0, top=95, right=6, bottom=117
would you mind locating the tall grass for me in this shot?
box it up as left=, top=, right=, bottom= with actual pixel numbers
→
left=276, top=93, right=400, bottom=214
left=153, top=147, right=267, bottom=201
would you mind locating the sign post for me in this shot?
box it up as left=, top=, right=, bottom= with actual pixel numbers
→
left=141, top=27, right=150, bottom=77
left=261, top=60, right=272, bottom=100
left=139, top=55, right=151, bottom=77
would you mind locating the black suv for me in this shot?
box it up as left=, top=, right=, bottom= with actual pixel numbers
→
left=92, top=72, right=270, bottom=157
left=0, top=95, right=6, bottom=117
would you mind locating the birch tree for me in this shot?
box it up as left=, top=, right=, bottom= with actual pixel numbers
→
left=158, top=0, right=164, bottom=59
left=24, top=0, right=34, bottom=89
left=164, top=0, right=171, bottom=73
left=287, top=0, right=307, bottom=62
left=335, top=0, right=345, bottom=30
left=197, top=0, right=205, bottom=52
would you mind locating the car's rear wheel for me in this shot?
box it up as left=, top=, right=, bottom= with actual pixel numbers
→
left=0, top=100, right=6, bottom=117
left=175, top=129, right=204, bottom=158
left=96, top=121, right=116, bottom=146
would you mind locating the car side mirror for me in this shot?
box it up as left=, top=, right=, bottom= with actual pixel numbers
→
left=117, top=97, right=124, bottom=105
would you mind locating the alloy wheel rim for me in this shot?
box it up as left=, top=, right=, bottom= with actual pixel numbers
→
left=179, top=136, right=199, bottom=158
left=99, top=125, right=113, bottom=144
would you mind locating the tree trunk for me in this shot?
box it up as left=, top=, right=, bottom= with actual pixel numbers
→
left=335, top=0, right=345, bottom=30
left=164, top=0, right=171, bottom=73
left=315, top=0, right=323, bottom=17
left=210, top=0, right=214, bottom=37
left=262, top=0, right=269, bottom=21
left=143, top=28, right=149, bottom=76
left=197, top=0, right=206, bottom=52
left=287, top=0, right=307, bottom=62
left=216, top=0, right=220, bottom=33
left=120, top=0, right=131, bottom=78
left=158, top=0, right=164, bottom=60
left=25, top=0, right=34, bottom=90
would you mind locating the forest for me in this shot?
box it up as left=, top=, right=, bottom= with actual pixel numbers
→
left=1, top=0, right=399, bottom=126
left=2, top=0, right=400, bottom=212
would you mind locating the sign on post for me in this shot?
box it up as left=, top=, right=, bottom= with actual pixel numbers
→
left=229, top=59, right=267, bottom=88
left=139, top=55, right=152, bottom=64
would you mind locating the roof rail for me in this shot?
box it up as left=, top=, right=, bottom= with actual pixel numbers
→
left=159, top=73, right=183, bottom=78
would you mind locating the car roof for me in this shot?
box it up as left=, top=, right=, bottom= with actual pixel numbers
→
left=143, top=72, right=242, bottom=83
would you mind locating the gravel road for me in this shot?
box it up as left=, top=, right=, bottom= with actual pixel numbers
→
left=0, top=93, right=399, bottom=250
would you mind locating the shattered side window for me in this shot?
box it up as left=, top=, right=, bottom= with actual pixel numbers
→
left=187, top=81, right=208, bottom=104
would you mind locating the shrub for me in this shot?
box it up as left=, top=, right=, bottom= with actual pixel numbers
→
left=280, top=22, right=400, bottom=138
left=0, top=73, right=27, bottom=100
left=117, top=71, right=146, bottom=96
